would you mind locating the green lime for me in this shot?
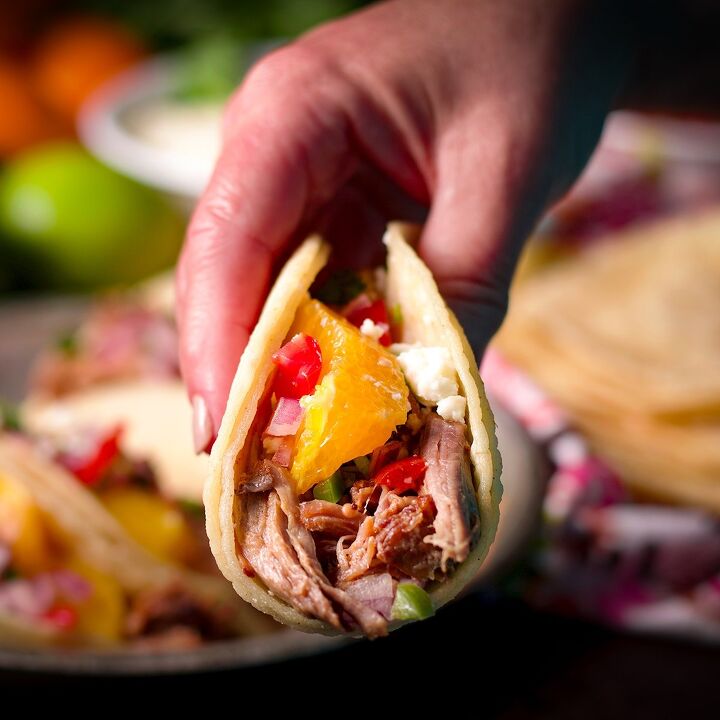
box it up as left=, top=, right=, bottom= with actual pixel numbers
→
left=0, top=142, right=184, bottom=290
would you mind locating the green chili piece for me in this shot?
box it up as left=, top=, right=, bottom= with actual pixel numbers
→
left=313, top=471, right=345, bottom=503
left=391, top=583, right=435, bottom=621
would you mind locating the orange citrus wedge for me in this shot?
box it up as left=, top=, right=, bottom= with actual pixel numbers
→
left=288, top=299, right=408, bottom=493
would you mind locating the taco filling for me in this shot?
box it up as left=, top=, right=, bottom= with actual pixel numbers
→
left=0, top=416, right=246, bottom=648
left=31, top=300, right=179, bottom=399
left=234, top=269, right=480, bottom=637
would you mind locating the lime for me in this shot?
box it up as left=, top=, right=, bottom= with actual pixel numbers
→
left=0, top=142, right=184, bottom=290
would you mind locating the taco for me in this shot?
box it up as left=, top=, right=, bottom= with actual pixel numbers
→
left=25, top=269, right=211, bottom=501
left=25, top=379, right=208, bottom=503
left=0, top=419, right=270, bottom=648
left=205, top=224, right=502, bottom=638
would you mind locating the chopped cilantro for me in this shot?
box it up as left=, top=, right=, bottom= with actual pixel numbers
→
left=353, top=456, right=371, bottom=477
left=0, top=401, right=21, bottom=432
left=179, top=499, right=205, bottom=518
left=315, top=270, right=365, bottom=306
left=2, top=567, right=18, bottom=581
left=56, top=331, right=79, bottom=357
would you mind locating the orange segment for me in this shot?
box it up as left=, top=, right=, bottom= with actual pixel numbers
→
left=99, top=487, right=194, bottom=565
left=0, top=471, right=55, bottom=574
left=0, top=59, right=66, bottom=158
left=288, top=299, right=408, bottom=493
left=66, top=557, right=125, bottom=642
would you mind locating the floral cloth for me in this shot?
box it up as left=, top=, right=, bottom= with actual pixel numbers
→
left=482, top=349, right=720, bottom=641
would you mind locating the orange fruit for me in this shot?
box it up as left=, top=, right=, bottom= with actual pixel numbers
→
left=31, top=17, right=145, bottom=122
left=0, top=58, right=65, bottom=158
left=100, top=487, right=194, bottom=565
left=0, top=470, right=55, bottom=574
left=289, top=299, right=409, bottom=493
left=66, top=557, right=125, bottom=642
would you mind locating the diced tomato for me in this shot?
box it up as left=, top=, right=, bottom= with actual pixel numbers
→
left=60, top=426, right=123, bottom=487
left=344, top=297, right=392, bottom=346
left=43, top=604, right=78, bottom=631
left=271, top=333, right=323, bottom=399
left=374, top=456, right=427, bottom=493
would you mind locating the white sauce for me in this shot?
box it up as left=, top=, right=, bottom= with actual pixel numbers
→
left=124, top=99, right=223, bottom=170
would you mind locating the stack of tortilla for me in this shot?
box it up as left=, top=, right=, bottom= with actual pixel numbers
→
left=495, top=209, right=720, bottom=512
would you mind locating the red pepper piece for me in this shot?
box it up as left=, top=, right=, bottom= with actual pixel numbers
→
left=43, top=604, right=78, bottom=631
left=271, top=333, right=323, bottom=399
left=374, top=456, right=427, bottom=493
left=62, top=426, right=123, bottom=486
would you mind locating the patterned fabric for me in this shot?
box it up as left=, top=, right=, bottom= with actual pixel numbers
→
left=482, top=349, right=720, bottom=640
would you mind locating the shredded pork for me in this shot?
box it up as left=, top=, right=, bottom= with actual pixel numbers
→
left=126, top=582, right=233, bottom=643
left=375, top=492, right=442, bottom=579
left=236, top=460, right=387, bottom=637
left=419, top=415, right=480, bottom=569
left=237, top=410, right=480, bottom=636
left=300, top=500, right=364, bottom=538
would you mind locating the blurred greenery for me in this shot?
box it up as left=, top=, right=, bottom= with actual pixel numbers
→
left=75, top=0, right=367, bottom=47
left=172, top=34, right=268, bottom=102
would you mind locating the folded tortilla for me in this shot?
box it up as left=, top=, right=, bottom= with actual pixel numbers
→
left=0, top=434, right=265, bottom=646
left=205, top=224, right=502, bottom=634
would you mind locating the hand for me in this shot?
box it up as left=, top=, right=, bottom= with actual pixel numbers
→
left=177, top=0, right=630, bottom=452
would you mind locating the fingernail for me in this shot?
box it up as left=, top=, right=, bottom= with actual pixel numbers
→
left=192, top=394, right=213, bottom=454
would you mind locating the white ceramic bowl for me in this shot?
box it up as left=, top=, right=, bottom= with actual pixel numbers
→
left=79, top=57, right=224, bottom=199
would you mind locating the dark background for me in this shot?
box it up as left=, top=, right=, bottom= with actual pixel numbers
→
left=1, top=595, right=718, bottom=716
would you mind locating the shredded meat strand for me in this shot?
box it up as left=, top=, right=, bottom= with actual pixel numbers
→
left=237, top=464, right=275, bottom=494
left=300, top=500, right=364, bottom=538
left=125, top=582, right=233, bottom=642
left=336, top=517, right=378, bottom=583
left=31, top=303, right=178, bottom=398
left=240, top=490, right=340, bottom=625
left=374, top=491, right=442, bottom=580
left=419, top=415, right=479, bottom=570
left=350, top=479, right=382, bottom=514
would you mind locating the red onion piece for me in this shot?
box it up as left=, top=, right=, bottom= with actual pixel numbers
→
left=272, top=437, right=294, bottom=468
left=51, top=571, right=91, bottom=602
left=343, top=573, right=395, bottom=619
left=0, top=577, right=55, bottom=618
left=341, top=293, right=372, bottom=318
left=266, top=398, right=304, bottom=437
